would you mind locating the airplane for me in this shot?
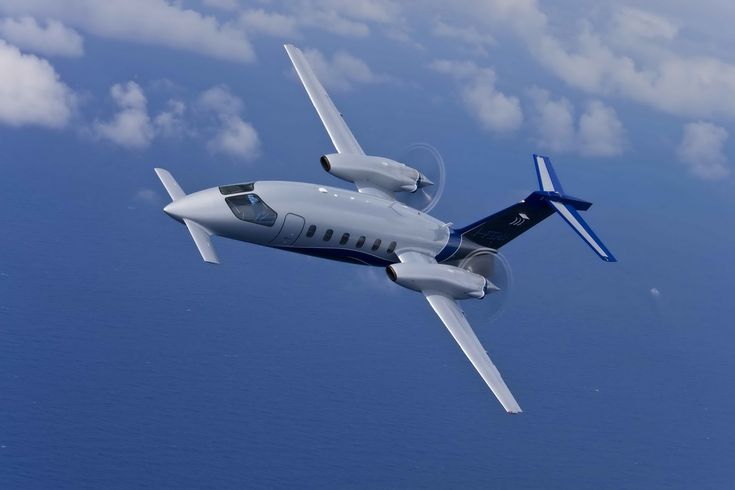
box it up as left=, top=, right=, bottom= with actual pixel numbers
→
left=154, top=44, right=616, bottom=413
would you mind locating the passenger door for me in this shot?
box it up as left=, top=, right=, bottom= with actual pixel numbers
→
left=271, top=213, right=305, bottom=246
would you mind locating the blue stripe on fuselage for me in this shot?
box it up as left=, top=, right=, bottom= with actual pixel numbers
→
left=435, top=231, right=461, bottom=263
left=275, top=245, right=395, bottom=266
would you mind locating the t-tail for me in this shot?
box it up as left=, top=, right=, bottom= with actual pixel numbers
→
left=455, top=154, right=616, bottom=262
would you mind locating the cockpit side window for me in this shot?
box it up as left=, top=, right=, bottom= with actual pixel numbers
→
left=219, top=183, right=255, bottom=195
left=225, top=194, right=277, bottom=226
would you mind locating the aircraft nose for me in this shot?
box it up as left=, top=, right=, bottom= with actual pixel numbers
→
left=161, top=188, right=227, bottom=228
left=163, top=200, right=183, bottom=219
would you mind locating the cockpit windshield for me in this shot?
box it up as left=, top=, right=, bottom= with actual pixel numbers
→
left=225, top=194, right=277, bottom=226
left=219, top=182, right=255, bottom=195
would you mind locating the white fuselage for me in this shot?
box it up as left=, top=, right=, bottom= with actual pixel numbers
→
left=164, top=181, right=453, bottom=266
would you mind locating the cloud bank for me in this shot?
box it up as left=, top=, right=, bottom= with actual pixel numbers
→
left=676, top=122, right=730, bottom=180
left=0, top=16, right=83, bottom=57
left=528, top=89, right=625, bottom=157
left=431, top=59, right=523, bottom=134
left=94, top=82, right=154, bottom=149
left=0, top=0, right=254, bottom=62
left=0, top=39, right=74, bottom=128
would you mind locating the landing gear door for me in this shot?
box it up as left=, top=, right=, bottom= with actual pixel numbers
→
left=272, top=213, right=305, bottom=246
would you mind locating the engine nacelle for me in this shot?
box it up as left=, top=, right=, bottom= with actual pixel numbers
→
left=320, top=153, right=432, bottom=193
left=386, top=262, right=498, bottom=300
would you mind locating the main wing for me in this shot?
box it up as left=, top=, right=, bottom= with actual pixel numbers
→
left=398, top=251, right=522, bottom=413
left=284, top=44, right=363, bottom=155
left=284, top=44, right=394, bottom=201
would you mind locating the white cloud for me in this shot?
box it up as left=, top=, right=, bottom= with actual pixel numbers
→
left=236, top=0, right=407, bottom=40
left=611, top=7, right=678, bottom=43
left=239, top=9, right=300, bottom=39
left=315, top=0, right=400, bottom=25
left=154, top=99, right=187, bottom=138
left=676, top=122, right=730, bottom=180
left=529, top=28, right=735, bottom=119
left=91, top=83, right=260, bottom=158
left=207, top=115, right=260, bottom=160
left=431, top=59, right=522, bottom=133
left=0, top=39, right=74, bottom=128
left=303, top=48, right=388, bottom=91
left=0, top=0, right=254, bottom=62
left=528, top=89, right=625, bottom=157
left=88, top=82, right=261, bottom=159
left=528, top=88, right=576, bottom=152
left=432, top=21, right=495, bottom=55
left=201, top=0, right=239, bottom=11
left=133, top=188, right=160, bottom=205
left=649, top=287, right=662, bottom=299
left=445, top=1, right=735, bottom=120
left=198, top=85, right=243, bottom=115
left=578, top=101, right=625, bottom=157
left=0, top=16, right=83, bottom=57
left=300, top=9, right=370, bottom=37
left=94, top=81, right=154, bottom=149
left=299, top=0, right=403, bottom=37
left=198, top=85, right=260, bottom=160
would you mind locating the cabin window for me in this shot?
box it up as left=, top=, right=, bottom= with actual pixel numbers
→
left=225, top=194, right=277, bottom=226
left=371, top=239, right=382, bottom=251
left=323, top=229, right=333, bottom=241
left=306, top=225, right=316, bottom=237
left=387, top=241, right=397, bottom=254
left=356, top=236, right=366, bottom=248
left=219, top=183, right=254, bottom=195
left=339, top=233, right=350, bottom=245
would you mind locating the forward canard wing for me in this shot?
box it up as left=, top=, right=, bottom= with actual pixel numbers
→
left=396, top=251, right=522, bottom=413
left=284, top=44, right=396, bottom=201
left=155, top=168, right=219, bottom=264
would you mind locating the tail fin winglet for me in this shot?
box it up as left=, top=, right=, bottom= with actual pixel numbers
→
left=532, top=155, right=616, bottom=262
left=454, top=155, right=616, bottom=262
left=533, top=154, right=564, bottom=193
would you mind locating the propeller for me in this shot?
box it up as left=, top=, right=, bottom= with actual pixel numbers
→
left=395, top=143, right=446, bottom=213
left=458, top=249, right=514, bottom=324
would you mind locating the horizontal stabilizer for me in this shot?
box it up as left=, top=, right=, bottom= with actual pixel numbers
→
left=183, top=218, right=219, bottom=264
left=456, top=154, right=616, bottom=262
left=533, top=155, right=616, bottom=262
left=548, top=201, right=616, bottom=262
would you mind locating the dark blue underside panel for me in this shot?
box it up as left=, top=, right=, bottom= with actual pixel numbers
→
left=435, top=232, right=461, bottom=262
left=276, top=246, right=394, bottom=267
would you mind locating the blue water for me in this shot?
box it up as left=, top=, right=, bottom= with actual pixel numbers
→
left=2, top=141, right=734, bottom=489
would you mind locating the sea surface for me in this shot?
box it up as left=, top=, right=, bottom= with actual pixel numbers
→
left=2, top=143, right=734, bottom=489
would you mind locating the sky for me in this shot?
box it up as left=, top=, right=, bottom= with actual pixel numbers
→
left=1, top=1, right=734, bottom=489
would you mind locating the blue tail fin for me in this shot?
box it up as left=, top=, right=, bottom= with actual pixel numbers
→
left=531, top=155, right=616, bottom=262
left=455, top=155, right=616, bottom=262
